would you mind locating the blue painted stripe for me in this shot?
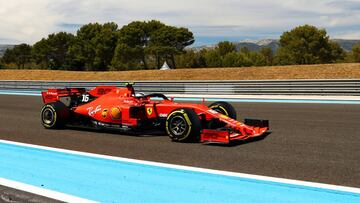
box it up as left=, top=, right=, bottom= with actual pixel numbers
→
left=0, top=89, right=360, bottom=104
left=0, top=90, right=41, bottom=96
left=0, top=141, right=359, bottom=203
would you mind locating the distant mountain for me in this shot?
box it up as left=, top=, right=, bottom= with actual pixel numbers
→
left=0, top=45, right=14, bottom=57
left=233, top=39, right=280, bottom=52
left=191, top=39, right=360, bottom=52
left=332, top=39, right=360, bottom=52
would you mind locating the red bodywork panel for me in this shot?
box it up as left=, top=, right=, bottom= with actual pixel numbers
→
left=42, top=86, right=269, bottom=144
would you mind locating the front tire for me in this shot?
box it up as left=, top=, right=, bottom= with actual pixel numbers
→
left=209, top=101, right=237, bottom=119
left=41, top=102, right=70, bottom=129
left=208, top=101, right=237, bottom=129
left=166, top=108, right=201, bottom=142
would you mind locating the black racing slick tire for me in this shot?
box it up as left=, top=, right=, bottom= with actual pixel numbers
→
left=41, top=102, right=70, bottom=129
left=165, top=108, right=201, bottom=142
left=208, top=101, right=237, bottom=119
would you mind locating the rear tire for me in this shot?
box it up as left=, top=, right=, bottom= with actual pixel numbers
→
left=166, top=108, right=201, bottom=142
left=41, top=102, right=70, bottom=129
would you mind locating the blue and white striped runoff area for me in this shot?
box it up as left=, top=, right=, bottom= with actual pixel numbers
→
left=0, top=139, right=359, bottom=203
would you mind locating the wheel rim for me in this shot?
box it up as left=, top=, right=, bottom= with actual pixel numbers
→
left=169, top=115, right=187, bottom=136
left=42, top=108, right=54, bottom=124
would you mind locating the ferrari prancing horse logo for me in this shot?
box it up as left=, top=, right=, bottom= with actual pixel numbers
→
left=147, top=107, right=153, bottom=116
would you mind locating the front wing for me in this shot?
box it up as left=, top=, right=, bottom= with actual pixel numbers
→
left=200, top=118, right=269, bottom=144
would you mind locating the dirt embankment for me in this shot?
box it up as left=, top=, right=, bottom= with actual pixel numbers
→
left=0, top=63, right=359, bottom=81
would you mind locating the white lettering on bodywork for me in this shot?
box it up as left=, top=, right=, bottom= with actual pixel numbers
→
left=46, top=92, right=57, bottom=95
left=87, top=105, right=102, bottom=116
left=159, top=113, right=168, bottom=118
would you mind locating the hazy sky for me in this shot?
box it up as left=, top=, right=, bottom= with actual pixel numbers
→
left=0, top=0, right=359, bottom=45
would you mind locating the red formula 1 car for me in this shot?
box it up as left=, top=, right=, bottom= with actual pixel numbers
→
left=40, top=83, right=269, bottom=144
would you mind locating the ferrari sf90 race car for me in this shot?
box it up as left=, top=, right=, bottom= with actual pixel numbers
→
left=40, top=83, right=269, bottom=144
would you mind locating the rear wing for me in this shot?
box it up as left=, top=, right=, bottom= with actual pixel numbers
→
left=41, top=86, right=117, bottom=104
left=41, top=88, right=86, bottom=104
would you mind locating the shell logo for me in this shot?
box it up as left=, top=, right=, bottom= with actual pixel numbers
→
left=111, top=107, right=121, bottom=119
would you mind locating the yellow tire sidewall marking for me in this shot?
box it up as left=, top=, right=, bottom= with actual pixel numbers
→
left=41, top=104, right=57, bottom=128
left=210, top=105, right=229, bottom=116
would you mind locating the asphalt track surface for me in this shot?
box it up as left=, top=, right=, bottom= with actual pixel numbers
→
left=0, top=185, right=62, bottom=203
left=0, top=95, right=359, bottom=188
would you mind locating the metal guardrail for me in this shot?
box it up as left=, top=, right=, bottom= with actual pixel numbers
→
left=0, top=80, right=359, bottom=96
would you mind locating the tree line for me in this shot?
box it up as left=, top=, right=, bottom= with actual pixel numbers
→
left=0, top=23, right=359, bottom=70
left=0, top=20, right=194, bottom=70
left=175, top=25, right=360, bottom=68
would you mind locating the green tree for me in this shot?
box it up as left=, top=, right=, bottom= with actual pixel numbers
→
left=259, top=47, right=274, bottom=65
left=175, top=50, right=196, bottom=68
left=2, top=48, right=16, bottom=65
left=0, top=57, right=3, bottom=69
left=112, top=20, right=193, bottom=70
left=328, top=41, right=345, bottom=62
left=3, top=44, right=32, bottom=68
left=237, top=48, right=252, bottom=67
left=32, top=32, right=75, bottom=70
left=250, top=52, right=267, bottom=66
left=195, top=50, right=208, bottom=68
left=235, top=47, right=264, bottom=67
left=70, top=22, right=118, bottom=71
left=175, top=50, right=208, bottom=68
left=350, top=44, right=360, bottom=62
left=204, top=50, right=222, bottom=67
left=222, top=52, right=240, bottom=67
left=112, top=21, right=162, bottom=70
left=275, top=25, right=344, bottom=65
left=93, top=22, right=119, bottom=70
left=111, top=43, right=144, bottom=71
left=148, top=26, right=194, bottom=68
left=32, top=38, right=50, bottom=68
left=216, top=41, right=236, bottom=56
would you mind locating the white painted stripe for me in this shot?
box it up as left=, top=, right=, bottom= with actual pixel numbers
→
left=0, top=177, right=97, bottom=203
left=1, top=139, right=359, bottom=194
left=1, top=90, right=360, bottom=101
